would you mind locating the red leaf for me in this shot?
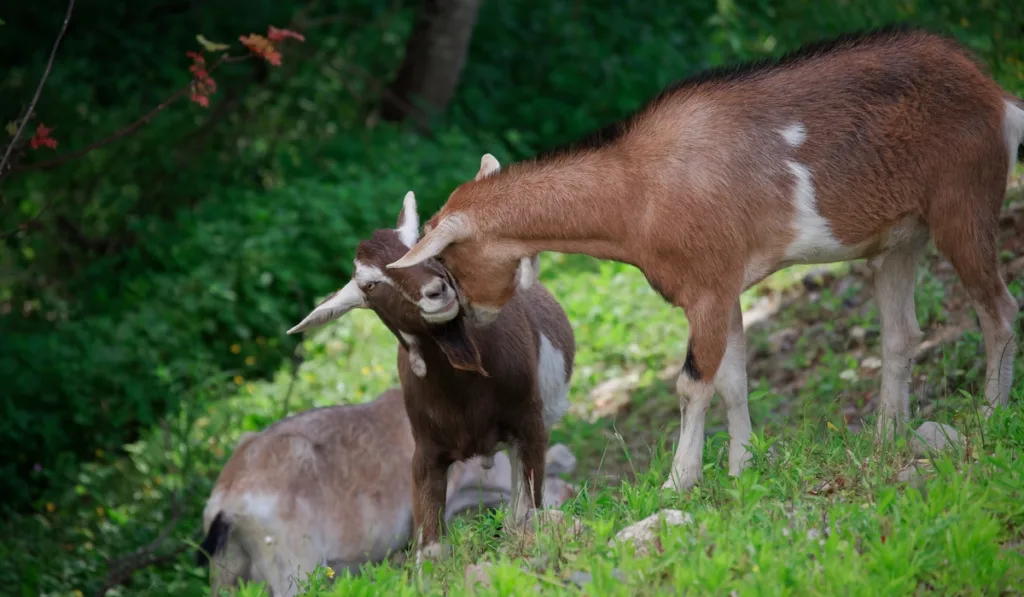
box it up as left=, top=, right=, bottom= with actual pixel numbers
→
left=267, top=25, right=305, bottom=43
left=30, top=123, right=57, bottom=150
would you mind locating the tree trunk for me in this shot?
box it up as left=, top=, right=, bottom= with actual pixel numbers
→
left=380, top=0, right=482, bottom=124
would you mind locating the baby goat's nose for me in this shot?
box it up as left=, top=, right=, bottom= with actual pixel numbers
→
left=422, top=278, right=449, bottom=301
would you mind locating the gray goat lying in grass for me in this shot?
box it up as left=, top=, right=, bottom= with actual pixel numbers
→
left=196, top=388, right=576, bottom=597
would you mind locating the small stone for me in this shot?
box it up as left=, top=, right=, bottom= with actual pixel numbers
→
left=895, top=460, right=930, bottom=488
left=839, top=369, right=857, bottom=381
left=850, top=326, right=867, bottom=344
left=910, top=422, right=962, bottom=456
left=609, top=509, right=692, bottom=556
left=464, top=563, right=494, bottom=589
left=860, top=356, right=882, bottom=370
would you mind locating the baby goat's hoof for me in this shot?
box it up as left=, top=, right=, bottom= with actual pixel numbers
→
left=415, top=542, right=448, bottom=566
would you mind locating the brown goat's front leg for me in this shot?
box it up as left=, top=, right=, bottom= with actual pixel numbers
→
left=411, top=447, right=448, bottom=563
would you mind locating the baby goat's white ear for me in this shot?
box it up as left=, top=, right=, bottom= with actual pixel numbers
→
left=396, top=191, right=419, bottom=248
left=287, top=280, right=366, bottom=334
left=474, top=153, right=501, bottom=181
left=516, top=254, right=540, bottom=290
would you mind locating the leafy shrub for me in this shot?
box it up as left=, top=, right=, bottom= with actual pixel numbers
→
left=0, top=126, right=486, bottom=505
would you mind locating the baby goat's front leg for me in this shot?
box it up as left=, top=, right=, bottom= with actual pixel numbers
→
left=508, top=415, right=548, bottom=526
left=411, top=448, right=448, bottom=563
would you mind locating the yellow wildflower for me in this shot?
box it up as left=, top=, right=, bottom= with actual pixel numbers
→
left=360, top=366, right=371, bottom=376
left=74, top=591, right=84, bottom=597
left=245, top=355, right=256, bottom=366
left=325, top=566, right=335, bottom=579
left=245, top=383, right=256, bottom=395
left=234, top=375, right=244, bottom=385
left=230, top=343, right=241, bottom=354
left=826, top=421, right=839, bottom=432
left=752, top=564, right=760, bottom=574
left=45, top=502, right=56, bottom=513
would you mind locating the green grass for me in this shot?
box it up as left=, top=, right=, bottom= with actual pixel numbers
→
left=5, top=229, right=1023, bottom=596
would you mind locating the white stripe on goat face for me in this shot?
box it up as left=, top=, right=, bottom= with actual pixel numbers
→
left=353, top=261, right=394, bottom=288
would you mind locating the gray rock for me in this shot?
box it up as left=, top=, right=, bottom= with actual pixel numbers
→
left=609, top=509, right=692, bottom=556
left=910, top=421, right=961, bottom=456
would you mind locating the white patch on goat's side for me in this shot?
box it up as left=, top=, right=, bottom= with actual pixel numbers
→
left=400, top=332, right=427, bottom=377
left=778, top=123, right=806, bottom=148
left=1003, top=99, right=1024, bottom=180
left=397, top=191, right=420, bottom=248
left=537, top=334, right=570, bottom=429
left=781, top=160, right=862, bottom=263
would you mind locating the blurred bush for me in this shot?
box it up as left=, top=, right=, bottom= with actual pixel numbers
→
left=1, top=0, right=1022, bottom=508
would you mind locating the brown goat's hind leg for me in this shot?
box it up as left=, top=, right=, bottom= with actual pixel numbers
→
left=663, top=292, right=734, bottom=493
left=932, top=208, right=1018, bottom=417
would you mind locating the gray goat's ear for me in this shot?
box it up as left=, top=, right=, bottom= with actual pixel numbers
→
left=287, top=279, right=366, bottom=334
left=516, top=254, right=540, bottom=290
left=396, top=191, right=419, bottom=249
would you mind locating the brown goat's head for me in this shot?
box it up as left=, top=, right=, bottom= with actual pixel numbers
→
left=287, top=192, right=487, bottom=375
left=385, top=155, right=539, bottom=327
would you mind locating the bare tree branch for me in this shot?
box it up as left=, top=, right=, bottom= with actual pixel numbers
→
left=16, top=55, right=248, bottom=174
left=0, top=0, right=76, bottom=178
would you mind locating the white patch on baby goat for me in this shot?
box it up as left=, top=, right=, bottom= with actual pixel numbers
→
left=1003, top=99, right=1024, bottom=179
left=353, top=261, right=393, bottom=288
left=400, top=331, right=427, bottom=377
left=537, top=334, right=570, bottom=429
left=779, top=122, right=806, bottom=148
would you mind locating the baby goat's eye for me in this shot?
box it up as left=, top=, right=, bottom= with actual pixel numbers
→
left=363, top=282, right=377, bottom=292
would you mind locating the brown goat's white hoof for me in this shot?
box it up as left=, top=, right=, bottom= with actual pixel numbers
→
left=662, top=467, right=700, bottom=493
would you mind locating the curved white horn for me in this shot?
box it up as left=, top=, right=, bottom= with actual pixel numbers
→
left=396, top=191, right=419, bottom=248
left=287, top=279, right=366, bottom=334
left=386, top=215, right=468, bottom=269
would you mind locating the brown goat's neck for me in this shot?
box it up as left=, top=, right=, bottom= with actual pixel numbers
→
left=461, top=150, right=640, bottom=263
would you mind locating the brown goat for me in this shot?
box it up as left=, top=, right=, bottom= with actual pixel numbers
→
left=196, top=388, right=577, bottom=596
left=287, top=191, right=576, bottom=561
left=387, top=27, right=1024, bottom=493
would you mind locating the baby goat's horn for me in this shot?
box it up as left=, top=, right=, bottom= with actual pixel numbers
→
left=387, top=216, right=468, bottom=269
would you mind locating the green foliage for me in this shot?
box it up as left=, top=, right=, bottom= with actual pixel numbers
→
left=2, top=246, right=1021, bottom=595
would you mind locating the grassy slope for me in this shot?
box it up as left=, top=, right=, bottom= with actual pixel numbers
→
left=6, top=183, right=1024, bottom=596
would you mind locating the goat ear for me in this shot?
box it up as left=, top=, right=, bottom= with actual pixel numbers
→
left=287, top=280, right=366, bottom=334
left=474, top=153, right=501, bottom=181
left=429, top=318, right=489, bottom=377
left=396, top=191, right=419, bottom=248
left=516, top=254, right=540, bottom=290
left=387, top=214, right=469, bottom=269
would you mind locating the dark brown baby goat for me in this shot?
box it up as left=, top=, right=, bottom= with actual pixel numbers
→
left=287, top=191, right=576, bottom=560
